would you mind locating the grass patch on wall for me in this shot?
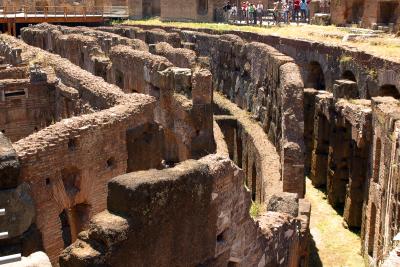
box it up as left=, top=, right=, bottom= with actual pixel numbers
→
left=250, top=201, right=263, bottom=218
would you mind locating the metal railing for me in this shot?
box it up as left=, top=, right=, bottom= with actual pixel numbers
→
left=0, top=208, right=21, bottom=265
left=0, top=5, right=129, bottom=18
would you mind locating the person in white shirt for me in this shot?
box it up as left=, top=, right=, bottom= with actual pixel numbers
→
left=256, top=2, right=264, bottom=25
left=231, top=4, right=238, bottom=22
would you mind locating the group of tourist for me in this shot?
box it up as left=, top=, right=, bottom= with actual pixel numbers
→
left=222, top=0, right=315, bottom=25
left=273, top=0, right=312, bottom=24
left=223, top=1, right=264, bottom=25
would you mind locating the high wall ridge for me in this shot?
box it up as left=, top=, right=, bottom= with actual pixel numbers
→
left=117, top=24, right=400, bottom=98
left=96, top=25, right=305, bottom=197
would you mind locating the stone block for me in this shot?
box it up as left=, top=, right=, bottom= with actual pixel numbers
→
left=267, top=192, right=299, bottom=217
left=333, top=79, right=359, bottom=99
left=0, top=133, right=20, bottom=189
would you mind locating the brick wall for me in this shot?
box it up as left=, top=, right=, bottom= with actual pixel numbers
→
left=0, top=33, right=161, bottom=263
left=59, top=155, right=306, bottom=267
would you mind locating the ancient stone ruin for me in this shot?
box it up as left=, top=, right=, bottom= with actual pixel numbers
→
left=0, top=21, right=399, bottom=267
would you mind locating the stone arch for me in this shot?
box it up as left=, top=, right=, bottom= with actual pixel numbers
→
left=342, top=70, right=357, bottom=82
left=379, top=84, right=400, bottom=99
left=306, top=61, right=326, bottom=90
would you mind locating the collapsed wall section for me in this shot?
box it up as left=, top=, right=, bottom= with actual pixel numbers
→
left=59, top=155, right=308, bottom=267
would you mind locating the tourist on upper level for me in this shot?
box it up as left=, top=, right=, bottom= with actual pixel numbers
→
left=300, top=0, right=308, bottom=23
left=293, top=0, right=300, bottom=23
left=249, top=3, right=256, bottom=24
left=231, top=4, right=238, bottom=22
left=283, top=2, right=290, bottom=24
left=273, top=0, right=284, bottom=24
left=256, top=2, right=264, bottom=25
left=223, top=1, right=232, bottom=22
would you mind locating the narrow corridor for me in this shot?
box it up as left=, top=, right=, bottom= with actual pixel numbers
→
left=306, top=178, right=365, bottom=267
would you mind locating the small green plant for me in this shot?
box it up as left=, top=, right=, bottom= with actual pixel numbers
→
left=367, top=68, right=378, bottom=80
left=250, top=201, right=262, bottom=218
left=340, top=55, right=353, bottom=64
left=29, top=53, right=48, bottom=68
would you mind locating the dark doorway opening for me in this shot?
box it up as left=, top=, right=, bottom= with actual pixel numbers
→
left=349, top=0, right=365, bottom=24
left=59, top=209, right=72, bottom=248
left=378, top=2, right=399, bottom=24
left=251, top=163, right=257, bottom=201
left=115, top=69, right=124, bottom=90
left=342, top=70, right=357, bottom=82
left=368, top=203, right=377, bottom=256
left=198, top=0, right=208, bottom=15
left=306, top=62, right=326, bottom=90
left=379, top=84, right=400, bottom=99
left=373, top=138, right=382, bottom=183
left=143, top=0, right=161, bottom=18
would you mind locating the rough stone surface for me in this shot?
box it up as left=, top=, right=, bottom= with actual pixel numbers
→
left=0, top=133, right=20, bottom=189
left=267, top=193, right=300, bottom=217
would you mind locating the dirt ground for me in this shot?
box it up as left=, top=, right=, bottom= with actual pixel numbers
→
left=306, top=178, right=365, bottom=267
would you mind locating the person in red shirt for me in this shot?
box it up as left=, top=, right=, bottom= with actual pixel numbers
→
left=293, top=0, right=300, bottom=23
left=242, top=1, right=247, bottom=20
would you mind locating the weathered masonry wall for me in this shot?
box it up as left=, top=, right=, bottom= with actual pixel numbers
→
left=209, top=35, right=304, bottom=197
left=98, top=25, right=305, bottom=198
left=59, top=155, right=309, bottom=267
left=129, top=0, right=215, bottom=21
left=0, top=34, right=161, bottom=263
left=330, top=0, right=400, bottom=32
left=107, top=24, right=400, bottom=265
left=0, top=78, right=56, bottom=142
left=21, top=23, right=215, bottom=163
left=363, top=97, right=400, bottom=266
left=213, top=92, right=282, bottom=203
left=119, top=24, right=400, bottom=100
left=306, top=89, right=400, bottom=266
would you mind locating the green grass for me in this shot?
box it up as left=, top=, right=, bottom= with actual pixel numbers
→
left=250, top=201, right=263, bottom=218
left=340, top=55, right=353, bottom=64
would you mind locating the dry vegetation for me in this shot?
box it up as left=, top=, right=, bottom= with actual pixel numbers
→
left=121, top=18, right=400, bottom=62
left=306, top=178, right=364, bottom=267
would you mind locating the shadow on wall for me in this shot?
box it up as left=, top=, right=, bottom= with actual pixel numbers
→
left=308, top=233, right=323, bottom=267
